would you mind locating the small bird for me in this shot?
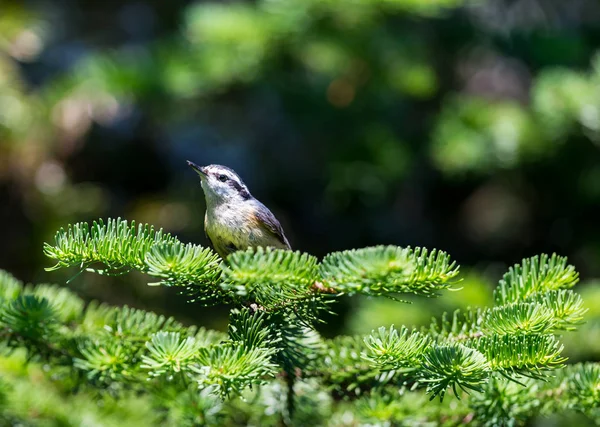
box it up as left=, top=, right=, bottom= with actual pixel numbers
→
left=187, top=161, right=291, bottom=258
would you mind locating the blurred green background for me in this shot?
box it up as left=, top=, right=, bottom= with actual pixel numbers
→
left=1, top=0, right=599, bottom=362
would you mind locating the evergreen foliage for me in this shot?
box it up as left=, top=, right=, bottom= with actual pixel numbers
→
left=0, top=217, right=596, bottom=425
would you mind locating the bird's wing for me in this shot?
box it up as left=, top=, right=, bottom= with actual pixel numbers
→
left=254, top=203, right=291, bottom=249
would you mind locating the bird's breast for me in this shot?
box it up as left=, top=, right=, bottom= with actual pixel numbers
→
left=205, top=203, right=267, bottom=249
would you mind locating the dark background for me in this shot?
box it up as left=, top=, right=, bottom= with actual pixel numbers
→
left=1, top=0, right=599, bottom=354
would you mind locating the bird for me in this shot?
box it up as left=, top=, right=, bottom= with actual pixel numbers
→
left=187, top=161, right=291, bottom=259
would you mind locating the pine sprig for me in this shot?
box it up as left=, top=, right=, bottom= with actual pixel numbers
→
left=220, top=247, right=319, bottom=309
left=24, top=284, right=85, bottom=323
left=494, top=254, right=579, bottom=305
left=75, top=339, right=134, bottom=383
left=471, top=363, right=600, bottom=425
left=364, top=325, right=430, bottom=370
left=144, top=242, right=221, bottom=287
left=84, top=305, right=186, bottom=341
left=141, top=331, right=203, bottom=378
left=192, top=344, right=278, bottom=398
left=430, top=293, right=585, bottom=343
left=428, top=309, right=484, bottom=342
left=320, top=246, right=459, bottom=298
left=43, top=218, right=221, bottom=288
left=482, top=302, right=556, bottom=336
left=472, top=334, right=566, bottom=380
left=0, top=270, right=23, bottom=302
left=1, top=295, right=59, bottom=341
left=364, top=328, right=493, bottom=401
left=522, top=290, right=587, bottom=331
left=566, top=363, right=600, bottom=412
left=315, top=335, right=381, bottom=396
left=420, top=344, right=490, bottom=400
left=44, top=218, right=176, bottom=272
left=228, top=309, right=274, bottom=350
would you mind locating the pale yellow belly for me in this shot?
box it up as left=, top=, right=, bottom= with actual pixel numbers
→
left=205, top=205, right=282, bottom=257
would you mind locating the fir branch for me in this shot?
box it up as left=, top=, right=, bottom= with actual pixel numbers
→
left=269, top=313, right=325, bottom=374
left=522, top=290, right=587, bottom=331
left=75, top=339, right=136, bottom=384
left=428, top=256, right=586, bottom=345
left=24, top=284, right=85, bottom=323
left=82, top=304, right=188, bottom=341
left=427, top=309, right=484, bottom=342
left=320, top=246, right=459, bottom=298
left=220, top=247, right=319, bottom=309
left=141, top=331, right=203, bottom=378
left=144, top=241, right=221, bottom=287
left=43, top=218, right=221, bottom=289
left=470, top=363, right=600, bottom=425
left=0, top=270, right=23, bottom=302
left=43, top=220, right=466, bottom=311
left=430, top=294, right=585, bottom=345
left=44, top=218, right=176, bottom=272
left=494, top=254, right=579, bottom=305
left=192, top=344, right=278, bottom=398
left=364, top=325, right=430, bottom=370
left=312, top=335, right=380, bottom=397
left=364, top=328, right=492, bottom=401
left=228, top=308, right=275, bottom=350
left=420, top=344, right=490, bottom=400
left=564, top=363, right=600, bottom=414
left=472, top=334, right=566, bottom=380
left=481, top=302, right=556, bottom=336
left=0, top=295, right=59, bottom=341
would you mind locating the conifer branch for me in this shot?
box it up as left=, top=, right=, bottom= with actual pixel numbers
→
left=313, top=335, right=381, bottom=397
left=220, top=247, right=320, bottom=310
left=193, top=344, right=278, bottom=398
left=471, top=363, right=600, bottom=424
left=43, top=218, right=222, bottom=291
left=494, top=254, right=579, bottom=305
left=43, top=219, right=464, bottom=314
left=364, top=325, right=430, bottom=370
left=420, top=344, right=490, bottom=400
left=320, top=246, right=460, bottom=298
left=141, top=331, right=203, bottom=378
left=471, top=334, right=567, bottom=379
left=15, top=221, right=594, bottom=423
left=481, top=302, right=556, bottom=336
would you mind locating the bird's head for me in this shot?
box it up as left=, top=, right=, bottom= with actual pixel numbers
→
left=187, top=161, right=251, bottom=203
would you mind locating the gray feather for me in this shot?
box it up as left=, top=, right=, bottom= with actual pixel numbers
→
left=253, top=201, right=291, bottom=249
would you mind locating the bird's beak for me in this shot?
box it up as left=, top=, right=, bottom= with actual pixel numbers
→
left=187, top=160, right=207, bottom=177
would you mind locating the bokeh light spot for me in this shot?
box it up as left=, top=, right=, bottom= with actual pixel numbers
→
left=327, top=78, right=355, bottom=108
left=35, top=161, right=66, bottom=195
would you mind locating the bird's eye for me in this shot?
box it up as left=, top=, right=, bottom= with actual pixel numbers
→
left=218, top=174, right=228, bottom=182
